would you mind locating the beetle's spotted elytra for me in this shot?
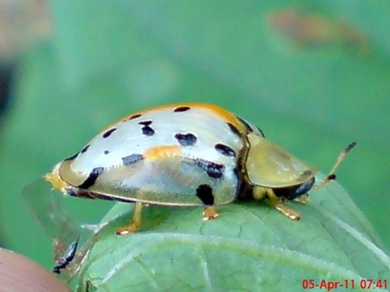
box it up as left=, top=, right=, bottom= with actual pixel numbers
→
left=45, top=103, right=356, bottom=235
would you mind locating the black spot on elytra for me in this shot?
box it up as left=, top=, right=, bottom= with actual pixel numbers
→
left=196, top=159, right=224, bottom=179
left=78, top=167, right=104, bottom=189
left=139, top=120, right=152, bottom=126
left=174, top=106, right=190, bottom=112
left=104, top=150, right=110, bottom=155
left=236, top=115, right=253, bottom=133
left=64, top=152, right=79, bottom=161
left=102, top=128, right=117, bottom=138
left=175, top=133, right=197, bottom=146
left=196, top=184, right=215, bottom=205
left=139, top=120, right=155, bottom=136
left=227, top=122, right=241, bottom=138
left=128, top=113, right=142, bottom=120
left=122, top=154, right=144, bottom=165
left=81, top=145, right=90, bottom=154
left=214, top=143, right=236, bottom=157
left=141, top=126, right=155, bottom=136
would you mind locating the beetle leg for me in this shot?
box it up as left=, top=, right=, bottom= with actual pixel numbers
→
left=203, top=206, right=219, bottom=220
left=274, top=203, right=301, bottom=221
left=252, top=186, right=267, bottom=201
left=294, top=194, right=309, bottom=204
left=267, top=189, right=301, bottom=221
left=116, top=202, right=143, bottom=235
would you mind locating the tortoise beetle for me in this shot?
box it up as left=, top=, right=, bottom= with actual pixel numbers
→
left=45, top=103, right=355, bottom=234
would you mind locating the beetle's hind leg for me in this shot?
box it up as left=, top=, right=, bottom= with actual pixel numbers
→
left=116, top=202, right=143, bottom=235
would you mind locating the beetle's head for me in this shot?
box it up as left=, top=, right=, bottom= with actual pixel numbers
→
left=245, top=133, right=318, bottom=199
left=273, top=176, right=315, bottom=200
left=245, top=133, right=356, bottom=201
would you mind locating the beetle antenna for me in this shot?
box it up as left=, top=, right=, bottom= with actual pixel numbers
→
left=313, top=141, right=356, bottom=190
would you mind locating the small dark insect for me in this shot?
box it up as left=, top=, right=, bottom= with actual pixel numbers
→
left=53, top=237, right=79, bottom=274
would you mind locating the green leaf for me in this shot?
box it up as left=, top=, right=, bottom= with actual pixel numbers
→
left=75, top=180, right=389, bottom=291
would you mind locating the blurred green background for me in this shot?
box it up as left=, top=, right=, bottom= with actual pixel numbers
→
left=0, top=0, right=388, bottom=269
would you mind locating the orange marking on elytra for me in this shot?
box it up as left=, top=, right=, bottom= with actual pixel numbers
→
left=139, top=103, right=240, bottom=123
left=113, top=103, right=246, bottom=133
left=144, top=145, right=182, bottom=161
left=199, top=103, right=245, bottom=130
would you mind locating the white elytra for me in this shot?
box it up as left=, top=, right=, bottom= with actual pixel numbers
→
left=55, top=104, right=263, bottom=206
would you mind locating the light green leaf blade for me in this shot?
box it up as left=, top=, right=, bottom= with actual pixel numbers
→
left=75, top=180, right=389, bottom=291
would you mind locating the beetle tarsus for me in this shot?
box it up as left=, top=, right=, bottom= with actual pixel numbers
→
left=266, top=189, right=301, bottom=220
left=203, top=206, right=219, bottom=220
left=275, top=203, right=301, bottom=221
left=116, top=202, right=143, bottom=235
left=293, top=194, right=309, bottom=204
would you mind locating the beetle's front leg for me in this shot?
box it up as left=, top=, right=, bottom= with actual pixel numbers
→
left=253, top=186, right=301, bottom=220
left=268, top=190, right=301, bottom=220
